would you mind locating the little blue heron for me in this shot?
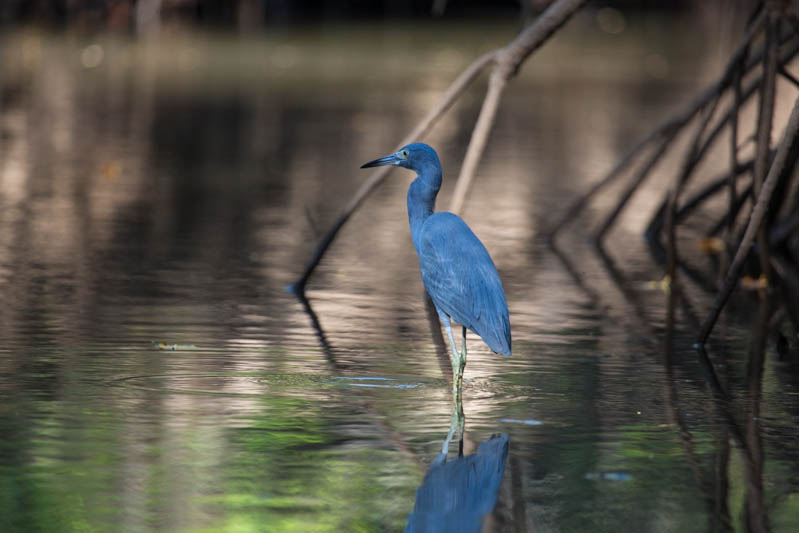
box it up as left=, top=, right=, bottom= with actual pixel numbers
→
left=361, top=143, right=511, bottom=391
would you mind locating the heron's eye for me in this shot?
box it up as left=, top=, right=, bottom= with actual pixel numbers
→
left=401, top=150, right=409, bottom=158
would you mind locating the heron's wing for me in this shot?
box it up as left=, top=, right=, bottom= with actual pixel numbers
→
left=418, top=213, right=511, bottom=355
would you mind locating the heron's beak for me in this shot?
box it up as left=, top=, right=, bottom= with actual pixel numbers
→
left=361, top=152, right=401, bottom=169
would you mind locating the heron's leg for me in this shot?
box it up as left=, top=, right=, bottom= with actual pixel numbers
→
left=456, top=326, right=467, bottom=391
left=443, top=322, right=463, bottom=391
left=440, top=316, right=460, bottom=362
left=460, top=326, right=467, bottom=366
left=435, top=307, right=464, bottom=392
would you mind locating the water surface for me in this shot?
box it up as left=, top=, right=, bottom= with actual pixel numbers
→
left=1, top=18, right=797, bottom=532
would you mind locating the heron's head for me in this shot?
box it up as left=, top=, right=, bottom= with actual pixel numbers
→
left=360, top=143, right=441, bottom=173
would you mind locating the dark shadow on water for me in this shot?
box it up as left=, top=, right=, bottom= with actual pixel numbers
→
left=547, top=238, right=602, bottom=309
left=292, top=287, right=453, bottom=384
left=663, top=290, right=733, bottom=531
left=553, top=233, right=791, bottom=532
left=292, top=289, right=346, bottom=371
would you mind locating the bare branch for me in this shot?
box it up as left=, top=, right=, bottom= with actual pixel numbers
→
left=449, top=71, right=507, bottom=214
left=697, top=95, right=799, bottom=346
left=779, top=65, right=799, bottom=88
left=548, top=10, right=769, bottom=241
left=751, top=11, right=780, bottom=277
left=666, top=96, right=723, bottom=278
left=449, top=0, right=589, bottom=213
left=726, top=38, right=748, bottom=240
left=593, top=131, right=676, bottom=243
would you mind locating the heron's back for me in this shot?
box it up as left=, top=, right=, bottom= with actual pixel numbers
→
left=415, top=213, right=511, bottom=356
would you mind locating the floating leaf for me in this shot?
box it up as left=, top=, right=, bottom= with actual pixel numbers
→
left=153, top=342, right=198, bottom=351
left=741, top=275, right=768, bottom=290
left=643, top=274, right=670, bottom=294
left=697, top=237, right=725, bottom=253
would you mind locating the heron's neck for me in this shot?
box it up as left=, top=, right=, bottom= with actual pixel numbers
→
left=407, top=165, right=442, bottom=254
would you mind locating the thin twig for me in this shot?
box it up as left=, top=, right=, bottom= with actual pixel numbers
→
left=593, top=130, right=676, bottom=243
left=726, top=37, right=748, bottom=253
left=779, top=65, right=799, bottom=88
left=450, top=71, right=508, bottom=214
left=449, top=0, right=588, bottom=214
left=752, top=11, right=780, bottom=278
left=547, top=127, right=662, bottom=243
left=776, top=98, right=799, bottom=221
left=674, top=160, right=754, bottom=226
left=697, top=95, right=799, bottom=346
left=708, top=183, right=752, bottom=237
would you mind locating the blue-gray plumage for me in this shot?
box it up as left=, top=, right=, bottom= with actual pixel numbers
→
left=361, top=143, right=511, bottom=390
left=405, top=433, right=509, bottom=532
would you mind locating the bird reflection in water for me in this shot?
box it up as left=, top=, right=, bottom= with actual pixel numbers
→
left=405, top=391, right=509, bottom=533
